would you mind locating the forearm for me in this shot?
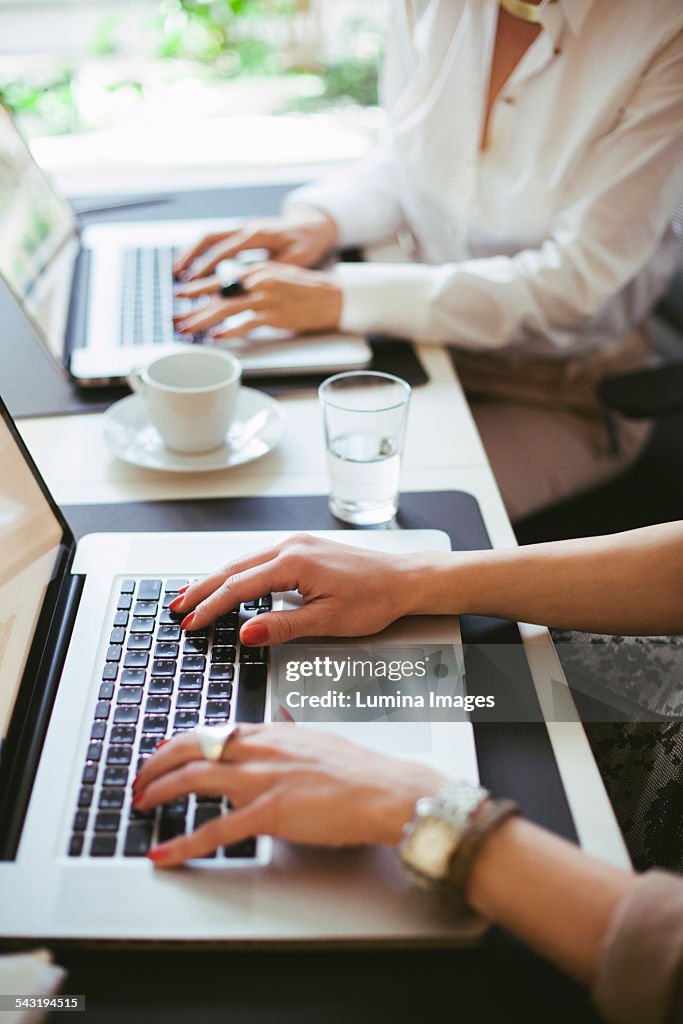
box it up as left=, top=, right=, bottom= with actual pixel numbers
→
left=409, top=522, right=683, bottom=635
left=466, top=815, right=633, bottom=985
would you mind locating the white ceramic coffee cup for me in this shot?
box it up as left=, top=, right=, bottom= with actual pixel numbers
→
left=128, top=346, right=242, bottom=454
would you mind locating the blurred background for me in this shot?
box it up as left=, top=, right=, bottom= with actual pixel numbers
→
left=0, top=0, right=388, bottom=195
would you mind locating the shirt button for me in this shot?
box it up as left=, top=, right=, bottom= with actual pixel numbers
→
left=503, top=95, right=515, bottom=105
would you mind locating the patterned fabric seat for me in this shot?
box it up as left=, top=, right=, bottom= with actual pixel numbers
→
left=552, top=630, right=683, bottom=873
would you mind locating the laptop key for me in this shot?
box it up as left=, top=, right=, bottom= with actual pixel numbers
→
left=212, top=646, right=236, bottom=664
left=224, top=838, right=257, bottom=858
left=87, top=741, right=103, bottom=761
left=158, top=814, right=186, bottom=843
left=193, top=804, right=221, bottom=856
left=163, top=797, right=189, bottom=814
left=181, top=655, right=206, bottom=673
left=117, top=686, right=144, bottom=705
left=99, top=682, right=115, bottom=700
left=207, top=681, right=233, bottom=700
left=241, top=647, right=267, bottom=664
left=205, top=700, right=230, bottom=719
left=82, top=764, right=98, bottom=785
left=110, top=627, right=126, bottom=644
left=145, top=696, right=171, bottom=715
left=139, top=734, right=160, bottom=754
left=174, top=710, right=199, bottom=729
left=151, top=659, right=176, bottom=677
left=243, top=600, right=259, bottom=611
left=183, top=636, right=207, bottom=654
left=117, top=594, right=133, bottom=611
left=121, top=669, right=146, bottom=685
left=133, top=600, right=158, bottom=617
left=176, top=691, right=201, bottom=709
left=131, top=617, right=155, bottom=633
left=138, top=579, right=162, bottom=601
left=99, top=788, right=125, bottom=810
left=127, top=633, right=152, bottom=651
left=106, top=745, right=133, bottom=766
left=236, top=663, right=267, bottom=723
left=124, top=822, right=154, bottom=856
left=209, top=664, right=234, bottom=681
left=158, top=624, right=181, bottom=641
left=68, top=834, right=84, bottom=857
left=113, top=706, right=139, bottom=725
left=106, top=645, right=122, bottom=663
left=90, top=721, right=106, bottom=741
left=120, top=579, right=136, bottom=594
left=154, top=642, right=179, bottom=659
left=111, top=725, right=135, bottom=744
left=178, top=673, right=203, bottom=691
left=113, top=611, right=129, bottom=628
left=142, top=715, right=168, bottom=734
left=124, top=650, right=149, bottom=669
left=216, top=612, right=238, bottom=627
left=90, top=835, right=117, bottom=857
left=78, top=786, right=94, bottom=808
left=73, top=810, right=89, bottom=832
left=213, top=628, right=237, bottom=645
left=94, top=811, right=121, bottom=833
left=103, top=766, right=128, bottom=786
left=148, top=677, right=173, bottom=695
left=159, top=609, right=182, bottom=626
left=166, top=579, right=189, bottom=593
left=94, top=701, right=111, bottom=720
left=102, top=663, right=118, bottom=681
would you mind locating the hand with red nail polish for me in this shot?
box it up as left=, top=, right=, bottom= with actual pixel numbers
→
left=164, top=534, right=430, bottom=645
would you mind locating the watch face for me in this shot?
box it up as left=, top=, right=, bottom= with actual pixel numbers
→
left=403, top=816, right=458, bottom=880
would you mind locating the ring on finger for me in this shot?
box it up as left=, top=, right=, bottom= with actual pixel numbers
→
left=193, top=723, right=242, bottom=763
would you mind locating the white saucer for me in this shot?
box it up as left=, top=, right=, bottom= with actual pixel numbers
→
left=103, top=388, right=287, bottom=473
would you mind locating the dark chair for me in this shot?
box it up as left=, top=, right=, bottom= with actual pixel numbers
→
left=516, top=209, right=683, bottom=545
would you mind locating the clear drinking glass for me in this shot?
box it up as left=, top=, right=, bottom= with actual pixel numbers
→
left=319, top=371, right=412, bottom=525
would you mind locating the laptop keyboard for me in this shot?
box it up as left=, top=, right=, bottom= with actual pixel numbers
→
left=68, top=577, right=270, bottom=860
left=118, top=246, right=194, bottom=347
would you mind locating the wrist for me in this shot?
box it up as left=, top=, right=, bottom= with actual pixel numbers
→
left=284, top=204, right=339, bottom=248
left=401, top=551, right=485, bottom=618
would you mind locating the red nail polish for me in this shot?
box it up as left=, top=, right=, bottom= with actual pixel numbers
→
left=132, top=789, right=146, bottom=807
left=242, top=621, right=267, bottom=645
left=131, top=772, right=140, bottom=791
left=177, top=585, right=189, bottom=595
left=147, top=846, right=170, bottom=863
left=180, top=612, right=195, bottom=630
left=168, top=595, right=184, bottom=611
left=156, top=738, right=170, bottom=750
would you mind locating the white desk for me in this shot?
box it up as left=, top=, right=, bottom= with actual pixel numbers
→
left=17, top=341, right=630, bottom=868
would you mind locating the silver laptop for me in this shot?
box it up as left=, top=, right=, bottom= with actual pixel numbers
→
left=0, top=396, right=482, bottom=944
left=0, top=103, right=371, bottom=387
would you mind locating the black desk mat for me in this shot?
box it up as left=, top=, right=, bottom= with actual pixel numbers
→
left=7, top=182, right=427, bottom=419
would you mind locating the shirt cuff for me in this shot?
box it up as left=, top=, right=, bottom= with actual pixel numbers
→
left=592, top=870, right=683, bottom=1024
left=332, top=262, right=437, bottom=340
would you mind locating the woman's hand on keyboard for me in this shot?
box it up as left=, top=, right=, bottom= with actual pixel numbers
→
left=172, top=261, right=342, bottom=339
left=169, top=534, right=435, bottom=645
left=172, top=209, right=338, bottom=280
left=133, top=725, right=448, bottom=865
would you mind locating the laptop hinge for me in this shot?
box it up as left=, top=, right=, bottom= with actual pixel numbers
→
left=63, top=245, right=91, bottom=362
left=0, top=570, right=85, bottom=860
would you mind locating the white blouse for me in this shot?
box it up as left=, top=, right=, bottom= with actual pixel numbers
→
left=287, top=0, right=683, bottom=357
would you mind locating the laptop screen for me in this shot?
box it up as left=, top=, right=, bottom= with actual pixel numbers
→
left=0, top=104, right=77, bottom=357
left=0, top=412, right=64, bottom=759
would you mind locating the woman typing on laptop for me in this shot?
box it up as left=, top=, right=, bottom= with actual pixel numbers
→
left=135, top=523, right=683, bottom=1024
left=171, top=0, right=683, bottom=521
